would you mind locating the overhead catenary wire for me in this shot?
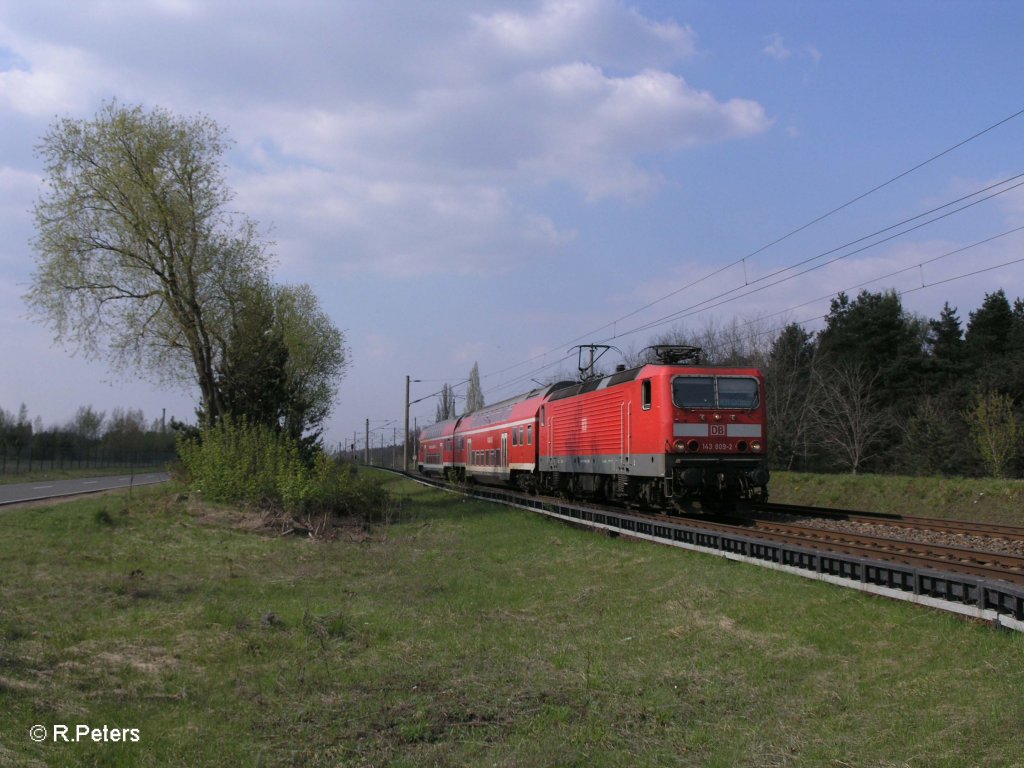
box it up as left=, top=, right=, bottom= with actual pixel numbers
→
left=469, top=213, right=1024, bottom=402
left=477, top=106, right=1024, bottom=385
left=609, top=174, right=1024, bottom=340
left=405, top=106, right=1024, bottom=423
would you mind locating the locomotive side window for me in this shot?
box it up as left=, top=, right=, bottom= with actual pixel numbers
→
left=718, top=377, right=759, bottom=408
left=641, top=380, right=652, bottom=410
left=673, top=376, right=715, bottom=408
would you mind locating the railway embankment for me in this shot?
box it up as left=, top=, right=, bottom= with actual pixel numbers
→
left=771, top=470, right=1024, bottom=525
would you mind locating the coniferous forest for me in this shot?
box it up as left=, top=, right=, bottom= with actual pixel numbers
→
left=652, top=288, right=1024, bottom=478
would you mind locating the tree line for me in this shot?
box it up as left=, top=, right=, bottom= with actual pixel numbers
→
left=649, top=288, right=1024, bottom=478
left=0, top=403, right=175, bottom=472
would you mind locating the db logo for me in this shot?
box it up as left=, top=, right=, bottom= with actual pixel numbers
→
left=710, top=424, right=726, bottom=436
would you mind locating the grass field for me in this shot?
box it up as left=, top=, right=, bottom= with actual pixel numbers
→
left=1, top=472, right=1023, bottom=767
left=771, top=471, right=1024, bottom=525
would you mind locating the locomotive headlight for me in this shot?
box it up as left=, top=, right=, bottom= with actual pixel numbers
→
left=673, top=439, right=686, bottom=452
left=751, top=440, right=762, bottom=452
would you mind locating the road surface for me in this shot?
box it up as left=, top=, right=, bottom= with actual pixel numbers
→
left=0, top=472, right=170, bottom=506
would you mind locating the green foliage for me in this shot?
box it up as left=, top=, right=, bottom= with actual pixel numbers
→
left=26, top=100, right=347, bottom=438
left=963, top=390, right=1023, bottom=478
left=27, top=100, right=266, bottom=420
left=177, top=418, right=386, bottom=516
left=764, top=288, right=1024, bottom=477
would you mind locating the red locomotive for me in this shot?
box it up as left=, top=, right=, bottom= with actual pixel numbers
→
left=418, top=346, right=769, bottom=509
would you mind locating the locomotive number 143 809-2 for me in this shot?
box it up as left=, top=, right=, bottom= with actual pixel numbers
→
left=701, top=442, right=732, bottom=452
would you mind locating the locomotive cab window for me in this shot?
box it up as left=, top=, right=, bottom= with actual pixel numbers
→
left=673, top=376, right=715, bottom=408
left=718, top=377, right=759, bottom=408
left=673, top=375, right=759, bottom=409
left=641, top=380, right=652, bottom=410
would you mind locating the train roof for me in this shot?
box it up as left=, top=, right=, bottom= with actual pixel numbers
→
left=547, top=366, right=642, bottom=402
left=546, top=362, right=764, bottom=402
left=419, top=417, right=459, bottom=440
left=419, top=381, right=575, bottom=436
left=458, top=381, right=575, bottom=429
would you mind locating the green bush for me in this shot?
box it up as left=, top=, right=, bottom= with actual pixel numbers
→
left=177, top=419, right=388, bottom=517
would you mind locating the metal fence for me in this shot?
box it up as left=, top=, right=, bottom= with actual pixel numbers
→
left=0, top=444, right=176, bottom=477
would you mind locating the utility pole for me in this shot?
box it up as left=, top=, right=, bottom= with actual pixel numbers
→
left=404, top=375, right=410, bottom=472
left=365, top=418, right=369, bottom=466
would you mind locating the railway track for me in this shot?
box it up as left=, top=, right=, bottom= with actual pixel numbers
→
left=678, top=512, right=1024, bottom=587
left=752, top=501, right=1024, bottom=548
left=395, top=470, right=1024, bottom=632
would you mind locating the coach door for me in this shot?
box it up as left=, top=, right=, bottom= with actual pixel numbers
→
left=501, top=433, right=508, bottom=470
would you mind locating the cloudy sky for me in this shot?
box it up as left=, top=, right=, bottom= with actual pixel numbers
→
left=1, top=0, right=1023, bottom=448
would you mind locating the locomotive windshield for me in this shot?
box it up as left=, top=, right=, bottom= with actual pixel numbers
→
left=673, top=375, right=759, bottom=409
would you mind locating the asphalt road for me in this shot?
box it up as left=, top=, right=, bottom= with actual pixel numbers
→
left=0, top=472, right=170, bottom=506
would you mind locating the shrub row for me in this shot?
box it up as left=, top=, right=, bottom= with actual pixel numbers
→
left=177, top=418, right=386, bottom=516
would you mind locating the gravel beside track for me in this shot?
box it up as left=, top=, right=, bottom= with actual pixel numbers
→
left=785, top=516, right=1024, bottom=558
left=755, top=510, right=1024, bottom=559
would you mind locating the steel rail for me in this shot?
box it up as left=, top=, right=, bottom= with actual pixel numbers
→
left=753, top=501, right=1024, bottom=541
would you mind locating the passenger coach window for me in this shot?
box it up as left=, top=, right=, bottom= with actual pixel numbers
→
left=527, top=425, right=533, bottom=445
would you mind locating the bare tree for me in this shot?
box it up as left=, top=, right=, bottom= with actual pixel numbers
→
left=435, top=383, right=457, bottom=422
left=809, top=362, right=890, bottom=474
left=652, top=314, right=774, bottom=367
left=765, top=324, right=818, bottom=471
left=465, top=362, right=485, bottom=413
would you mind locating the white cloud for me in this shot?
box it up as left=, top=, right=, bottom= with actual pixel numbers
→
left=762, top=33, right=791, bottom=61
left=0, top=0, right=772, bottom=278
left=0, top=37, right=103, bottom=116
left=235, top=61, right=770, bottom=208
left=469, top=0, right=698, bottom=70
left=234, top=165, right=574, bottom=278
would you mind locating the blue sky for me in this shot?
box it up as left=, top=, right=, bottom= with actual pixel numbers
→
left=1, top=0, right=1022, bottom=448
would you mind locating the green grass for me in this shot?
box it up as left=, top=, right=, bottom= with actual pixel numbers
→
left=1, top=474, right=1023, bottom=766
left=772, top=470, right=1024, bottom=525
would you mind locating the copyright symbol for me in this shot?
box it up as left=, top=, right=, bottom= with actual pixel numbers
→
left=29, top=724, right=47, bottom=742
